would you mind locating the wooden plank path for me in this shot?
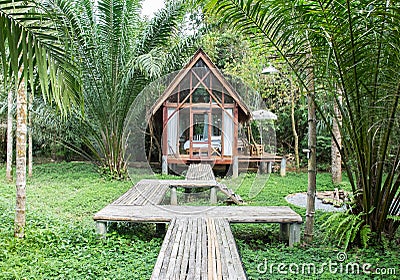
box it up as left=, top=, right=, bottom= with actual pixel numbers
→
left=151, top=217, right=247, bottom=280
left=93, top=163, right=302, bottom=279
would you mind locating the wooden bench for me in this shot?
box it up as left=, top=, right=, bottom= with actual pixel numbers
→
left=94, top=205, right=302, bottom=246
left=151, top=217, right=247, bottom=280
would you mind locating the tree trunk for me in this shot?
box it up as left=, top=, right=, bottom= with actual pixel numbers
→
left=291, top=91, right=299, bottom=169
left=28, top=93, right=33, bottom=177
left=6, top=87, right=13, bottom=182
left=15, top=72, right=27, bottom=239
left=331, top=94, right=342, bottom=184
left=305, top=64, right=317, bottom=243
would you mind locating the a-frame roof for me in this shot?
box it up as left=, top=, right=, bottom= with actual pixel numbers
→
left=149, top=48, right=251, bottom=117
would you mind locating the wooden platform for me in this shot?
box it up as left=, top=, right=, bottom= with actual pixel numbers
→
left=94, top=205, right=302, bottom=247
left=94, top=205, right=302, bottom=224
left=111, top=180, right=170, bottom=205
left=151, top=217, right=247, bottom=280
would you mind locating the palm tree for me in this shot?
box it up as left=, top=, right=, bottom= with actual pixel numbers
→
left=202, top=0, right=400, bottom=242
left=58, top=0, right=199, bottom=178
left=0, top=0, right=81, bottom=238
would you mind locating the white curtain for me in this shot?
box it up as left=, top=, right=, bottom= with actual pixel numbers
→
left=203, top=113, right=208, bottom=141
left=223, top=109, right=234, bottom=156
left=168, top=108, right=178, bottom=155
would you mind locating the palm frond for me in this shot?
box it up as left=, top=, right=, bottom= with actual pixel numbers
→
left=0, top=0, right=81, bottom=114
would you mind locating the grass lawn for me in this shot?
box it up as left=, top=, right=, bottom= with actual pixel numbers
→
left=0, top=162, right=398, bottom=279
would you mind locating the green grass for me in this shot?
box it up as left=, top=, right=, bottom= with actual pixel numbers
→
left=0, top=162, right=161, bottom=279
left=0, top=162, right=398, bottom=279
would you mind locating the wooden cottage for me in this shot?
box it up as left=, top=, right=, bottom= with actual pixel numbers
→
left=147, top=49, right=273, bottom=174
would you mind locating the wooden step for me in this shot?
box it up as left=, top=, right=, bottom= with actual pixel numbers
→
left=217, top=183, right=244, bottom=205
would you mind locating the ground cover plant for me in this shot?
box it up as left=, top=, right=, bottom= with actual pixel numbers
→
left=0, top=162, right=398, bottom=279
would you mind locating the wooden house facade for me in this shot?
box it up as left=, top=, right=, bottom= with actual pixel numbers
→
left=148, top=49, right=272, bottom=174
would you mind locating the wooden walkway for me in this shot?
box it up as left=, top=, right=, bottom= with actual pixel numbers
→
left=151, top=217, right=246, bottom=280
left=93, top=163, right=302, bottom=279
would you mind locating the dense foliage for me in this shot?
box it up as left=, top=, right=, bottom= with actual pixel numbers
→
left=202, top=0, right=400, bottom=243
left=46, top=0, right=200, bottom=179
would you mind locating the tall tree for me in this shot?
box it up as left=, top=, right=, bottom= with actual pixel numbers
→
left=203, top=0, right=400, bottom=242
left=15, top=69, right=27, bottom=238
left=0, top=0, right=81, bottom=238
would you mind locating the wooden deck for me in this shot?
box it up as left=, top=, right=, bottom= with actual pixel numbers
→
left=151, top=217, right=247, bottom=280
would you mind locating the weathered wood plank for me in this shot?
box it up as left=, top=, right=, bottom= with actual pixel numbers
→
left=187, top=218, right=197, bottom=278
left=159, top=219, right=179, bottom=279
left=221, top=218, right=247, bottom=279
left=186, top=163, right=215, bottom=181
left=201, top=217, right=208, bottom=280
left=214, top=218, right=231, bottom=279
left=173, top=219, right=188, bottom=278
left=151, top=218, right=177, bottom=280
left=194, top=218, right=203, bottom=280
left=165, top=218, right=185, bottom=279
left=151, top=217, right=248, bottom=279
left=94, top=205, right=303, bottom=224
left=111, top=180, right=169, bottom=206
left=179, top=218, right=192, bottom=280
left=207, top=218, right=216, bottom=280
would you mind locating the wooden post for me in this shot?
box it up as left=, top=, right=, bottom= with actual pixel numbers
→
left=280, top=157, right=287, bottom=177
left=162, top=155, right=168, bottom=175
left=96, top=221, right=107, bottom=238
left=289, top=223, right=301, bottom=247
left=259, top=161, right=266, bottom=174
left=210, top=187, right=217, bottom=204
left=156, top=223, right=166, bottom=236
left=267, top=162, right=272, bottom=174
left=233, top=156, right=239, bottom=178
left=170, top=187, right=178, bottom=205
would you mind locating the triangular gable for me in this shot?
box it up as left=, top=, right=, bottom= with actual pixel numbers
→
left=149, top=48, right=251, bottom=117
